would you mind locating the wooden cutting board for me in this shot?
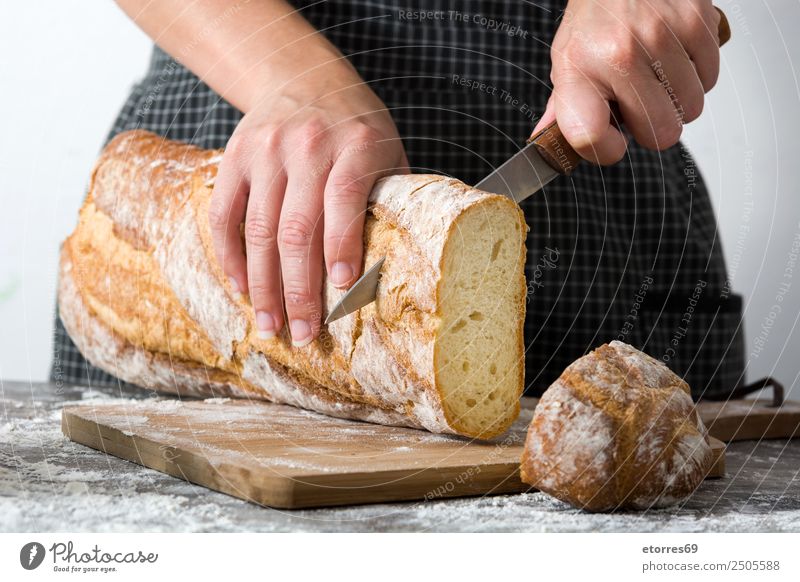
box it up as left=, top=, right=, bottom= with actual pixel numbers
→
left=697, top=398, right=800, bottom=442
left=62, top=397, right=725, bottom=509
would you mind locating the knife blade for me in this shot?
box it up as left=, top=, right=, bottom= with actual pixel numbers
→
left=324, top=7, right=732, bottom=325
left=473, top=132, right=568, bottom=202
left=324, top=257, right=385, bottom=324
left=323, top=121, right=580, bottom=325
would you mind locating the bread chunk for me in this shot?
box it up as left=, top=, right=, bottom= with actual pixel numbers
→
left=521, top=341, right=714, bottom=510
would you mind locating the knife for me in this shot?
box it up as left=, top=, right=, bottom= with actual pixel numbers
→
left=324, top=120, right=580, bottom=324
left=324, top=9, right=731, bottom=325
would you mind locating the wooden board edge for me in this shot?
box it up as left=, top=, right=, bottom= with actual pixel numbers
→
left=707, top=436, right=725, bottom=478
left=287, top=463, right=529, bottom=508
left=700, top=405, right=800, bottom=442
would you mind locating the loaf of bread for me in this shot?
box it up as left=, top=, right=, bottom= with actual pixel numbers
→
left=520, top=341, right=713, bottom=511
left=58, top=130, right=528, bottom=439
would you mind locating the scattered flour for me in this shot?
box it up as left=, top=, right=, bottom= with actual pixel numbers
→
left=2, top=384, right=799, bottom=532
left=204, top=398, right=232, bottom=404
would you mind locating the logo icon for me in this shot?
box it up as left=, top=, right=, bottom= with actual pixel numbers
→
left=20, top=542, right=45, bottom=570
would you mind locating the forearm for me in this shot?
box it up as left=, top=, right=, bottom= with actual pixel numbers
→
left=115, top=0, right=359, bottom=112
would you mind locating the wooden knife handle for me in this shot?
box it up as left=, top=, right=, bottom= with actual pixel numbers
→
left=716, top=6, right=731, bottom=47
left=529, top=123, right=582, bottom=175
left=529, top=6, right=731, bottom=175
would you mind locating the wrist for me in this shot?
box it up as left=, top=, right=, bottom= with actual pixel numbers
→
left=243, top=51, right=363, bottom=112
left=244, top=54, right=373, bottom=115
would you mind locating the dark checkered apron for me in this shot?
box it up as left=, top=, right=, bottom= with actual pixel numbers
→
left=51, top=0, right=752, bottom=400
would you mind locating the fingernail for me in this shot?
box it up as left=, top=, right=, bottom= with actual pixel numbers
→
left=330, top=262, right=355, bottom=288
left=289, top=319, right=312, bottom=347
left=255, top=311, right=276, bottom=339
left=228, top=276, right=242, bottom=300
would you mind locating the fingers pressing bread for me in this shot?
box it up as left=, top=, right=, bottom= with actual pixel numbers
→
left=208, top=85, right=408, bottom=346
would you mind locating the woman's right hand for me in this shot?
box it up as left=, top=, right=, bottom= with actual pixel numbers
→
left=208, top=70, right=409, bottom=347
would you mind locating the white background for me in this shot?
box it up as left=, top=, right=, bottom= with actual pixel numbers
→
left=1, top=1, right=798, bottom=399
